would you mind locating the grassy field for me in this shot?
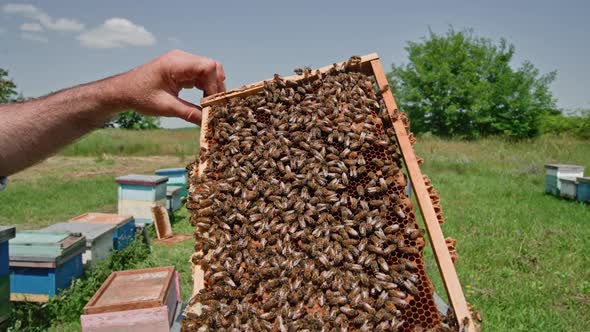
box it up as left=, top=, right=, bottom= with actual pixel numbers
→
left=1, top=129, right=589, bottom=331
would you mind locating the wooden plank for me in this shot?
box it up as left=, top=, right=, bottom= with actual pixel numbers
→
left=152, top=206, right=173, bottom=239
left=200, top=53, right=379, bottom=107
left=84, top=266, right=175, bottom=315
left=81, top=305, right=170, bottom=332
left=11, top=293, right=50, bottom=303
left=370, top=58, right=474, bottom=332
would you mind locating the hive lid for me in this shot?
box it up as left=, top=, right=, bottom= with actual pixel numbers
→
left=69, top=213, right=133, bottom=227
left=559, top=176, right=578, bottom=183
left=9, top=231, right=86, bottom=262
left=115, top=174, right=168, bottom=186
left=83, top=266, right=175, bottom=315
left=166, top=186, right=183, bottom=196
left=0, top=226, right=16, bottom=243
left=577, top=176, right=590, bottom=184
left=155, top=168, right=187, bottom=175
left=544, top=164, right=585, bottom=171
left=40, top=222, right=116, bottom=246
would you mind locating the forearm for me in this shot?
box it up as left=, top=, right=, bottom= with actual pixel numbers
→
left=0, top=75, right=126, bottom=176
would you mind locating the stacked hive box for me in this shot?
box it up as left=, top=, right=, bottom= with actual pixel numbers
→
left=40, top=222, right=116, bottom=266
left=116, top=174, right=168, bottom=226
left=9, top=231, right=85, bottom=301
left=80, top=266, right=181, bottom=332
left=167, top=186, right=183, bottom=212
left=156, top=168, right=188, bottom=197
left=544, top=164, right=584, bottom=196
left=184, top=59, right=447, bottom=331
left=577, top=177, right=590, bottom=203
left=69, top=213, right=136, bottom=250
left=558, top=177, right=578, bottom=200
left=0, top=226, right=15, bottom=323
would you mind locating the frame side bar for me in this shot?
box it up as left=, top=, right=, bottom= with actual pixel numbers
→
left=369, top=58, right=474, bottom=332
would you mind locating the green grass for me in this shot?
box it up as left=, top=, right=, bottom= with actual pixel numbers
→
left=2, top=130, right=589, bottom=331
left=60, top=128, right=200, bottom=157
left=413, top=135, right=590, bottom=331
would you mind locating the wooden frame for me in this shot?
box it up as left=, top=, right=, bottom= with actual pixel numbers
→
left=191, top=53, right=474, bottom=331
left=83, top=266, right=175, bottom=315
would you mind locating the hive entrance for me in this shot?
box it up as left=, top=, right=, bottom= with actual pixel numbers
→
left=184, top=54, right=472, bottom=331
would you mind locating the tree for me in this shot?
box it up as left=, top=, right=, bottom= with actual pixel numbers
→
left=0, top=68, right=18, bottom=104
left=112, top=110, right=160, bottom=130
left=388, top=28, right=558, bottom=139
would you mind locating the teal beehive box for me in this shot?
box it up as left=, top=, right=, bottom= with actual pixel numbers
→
left=116, top=174, right=168, bottom=226
left=155, top=168, right=187, bottom=197
left=0, top=226, right=15, bottom=323
left=577, top=177, right=590, bottom=203
left=544, top=164, right=584, bottom=196
left=9, top=231, right=85, bottom=302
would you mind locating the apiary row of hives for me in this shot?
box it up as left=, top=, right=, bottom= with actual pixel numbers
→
left=184, top=56, right=462, bottom=331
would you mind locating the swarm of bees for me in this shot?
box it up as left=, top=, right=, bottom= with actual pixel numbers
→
left=183, top=58, right=450, bottom=331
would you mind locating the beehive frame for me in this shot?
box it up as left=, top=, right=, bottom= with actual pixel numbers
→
left=188, top=53, right=474, bottom=331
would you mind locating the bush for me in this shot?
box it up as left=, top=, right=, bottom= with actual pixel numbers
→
left=389, top=27, right=558, bottom=139
left=539, top=110, right=590, bottom=139
left=111, top=110, right=160, bottom=130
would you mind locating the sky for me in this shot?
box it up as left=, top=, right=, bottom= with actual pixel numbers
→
left=1, top=0, right=589, bottom=128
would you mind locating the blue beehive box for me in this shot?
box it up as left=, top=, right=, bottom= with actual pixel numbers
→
left=9, top=231, right=85, bottom=302
left=544, top=164, right=584, bottom=196
left=577, top=177, right=590, bottom=203
left=0, top=226, right=15, bottom=323
left=155, top=168, right=188, bottom=197
left=69, top=213, right=135, bottom=250
left=116, top=174, right=168, bottom=226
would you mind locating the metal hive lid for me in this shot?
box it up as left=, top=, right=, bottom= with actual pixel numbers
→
left=0, top=226, right=15, bottom=243
left=115, top=174, right=168, bottom=186
left=544, top=164, right=585, bottom=171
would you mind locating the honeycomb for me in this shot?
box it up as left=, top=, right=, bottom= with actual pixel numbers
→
left=184, top=59, right=451, bottom=331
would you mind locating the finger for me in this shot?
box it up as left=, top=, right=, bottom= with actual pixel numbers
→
left=216, top=62, right=226, bottom=92
left=162, top=94, right=203, bottom=125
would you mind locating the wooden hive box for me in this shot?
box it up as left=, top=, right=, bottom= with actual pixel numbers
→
left=0, top=226, right=15, bottom=323
left=558, top=177, right=578, bottom=200
left=544, top=164, right=584, bottom=196
left=69, top=213, right=136, bottom=250
left=166, top=186, right=183, bottom=212
left=81, top=266, right=180, bottom=332
left=40, top=223, right=116, bottom=266
left=577, top=177, right=590, bottom=203
left=156, top=168, right=188, bottom=197
left=116, top=174, right=169, bottom=226
left=9, top=231, right=85, bottom=302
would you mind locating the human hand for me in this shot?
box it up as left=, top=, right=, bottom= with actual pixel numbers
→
left=118, top=49, right=226, bottom=124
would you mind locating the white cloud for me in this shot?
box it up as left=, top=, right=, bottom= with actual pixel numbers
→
left=21, top=32, right=48, bottom=43
left=2, top=3, right=84, bottom=32
left=78, top=18, right=156, bottom=49
left=20, top=22, right=43, bottom=32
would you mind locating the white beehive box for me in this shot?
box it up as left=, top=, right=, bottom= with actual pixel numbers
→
left=558, top=177, right=578, bottom=200
left=40, top=223, right=115, bottom=266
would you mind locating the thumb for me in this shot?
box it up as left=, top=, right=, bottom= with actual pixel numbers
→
left=162, top=94, right=203, bottom=125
